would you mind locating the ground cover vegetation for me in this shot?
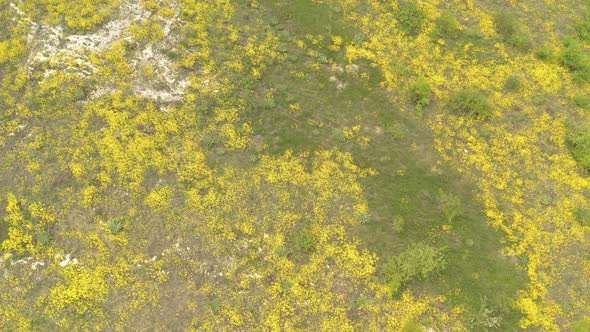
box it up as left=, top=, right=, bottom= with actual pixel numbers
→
left=0, top=0, right=588, bottom=330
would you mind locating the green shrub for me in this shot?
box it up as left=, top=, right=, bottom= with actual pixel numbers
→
left=504, top=75, right=522, bottom=92
left=295, top=234, right=314, bottom=253
left=448, top=89, right=493, bottom=118
left=352, top=32, right=366, bottom=45
left=574, top=319, right=590, bottom=332
left=468, top=296, right=503, bottom=329
left=507, top=32, right=532, bottom=52
left=396, top=1, right=425, bottom=36
left=385, top=122, right=406, bottom=140
left=573, top=207, right=590, bottom=227
left=575, top=95, right=590, bottom=109
left=202, top=134, right=221, bottom=149
left=494, top=12, right=518, bottom=37
left=332, top=127, right=346, bottom=142
left=410, top=77, right=432, bottom=114
left=382, top=242, right=447, bottom=294
left=107, top=219, right=124, bottom=234
left=35, top=230, right=50, bottom=246
left=438, top=189, right=463, bottom=222
left=559, top=39, right=590, bottom=83
left=130, top=19, right=165, bottom=43
left=494, top=12, right=531, bottom=51
left=290, top=231, right=315, bottom=260
left=431, top=13, right=461, bottom=39
left=274, top=246, right=289, bottom=256
left=401, top=320, right=424, bottom=332
left=535, top=47, right=554, bottom=61
left=568, top=122, right=590, bottom=171
left=359, top=212, right=372, bottom=225
left=391, top=215, right=405, bottom=233
left=577, top=14, right=590, bottom=42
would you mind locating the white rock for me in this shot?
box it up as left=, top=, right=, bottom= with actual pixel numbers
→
left=31, top=261, right=45, bottom=270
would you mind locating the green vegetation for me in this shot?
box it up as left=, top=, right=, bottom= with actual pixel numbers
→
left=494, top=11, right=531, bottom=51
left=431, top=13, right=461, bottom=40
left=448, top=89, right=493, bottom=118
left=568, top=121, right=590, bottom=170
left=574, top=207, right=590, bottom=227
left=575, top=95, right=590, bottom=109
left=574, top=319, right=590, bottom=332
left=107, top=219, right=124, bottom=234
left=535, top=47, right=554, bottom=61
left=504, top=75, right=522, bottom=92
left=396, top=1, right=425, bottom=36
left=438, top=189, right=463, bottom=223
left=382, top=242, right=447, bottom=294
left=559, top=39, right=590, bottom=83
left=1, top=0, right=589, bottom=330
left=410, top=77, right=432, bottom=116
left=577, top=13, right=590, bottom=42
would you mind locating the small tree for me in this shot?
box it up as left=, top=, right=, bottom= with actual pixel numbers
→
left=438, top=189, right=463, bottom=222
left=410, top=77, right=431, bottom=116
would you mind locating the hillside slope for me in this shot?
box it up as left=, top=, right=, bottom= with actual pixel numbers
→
left=0, top=0, right=588, bottom=330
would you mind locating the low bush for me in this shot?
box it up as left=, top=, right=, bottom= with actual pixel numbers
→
left=575, top=96, right=590, bottom=109
left=504, top=75, right=522, bottom=92
left=535, top=47, right=554, bottom=61
left=574, top=319, right=590, bottom=332
left=382, top=243, right=447, bottom=294
left=559, top=39, right=590, bottom=83
left=107, top=218, right=124, bottom=234
left=409, top=77, right=431, bottom=115
left=577, top=14, right=590, bottom=42
left=567, top=122, right=590, bottom=171
left=431, top=13, right=461, bottom=40
left=494, top=12, right=531, bottom=51
left=448, top=89, right=493, bottom=118
left=438, top=189, right=463, bottom=222
left=573, top=207, right=590, bottom=227
left=396, top=1, right=425, bottom=36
